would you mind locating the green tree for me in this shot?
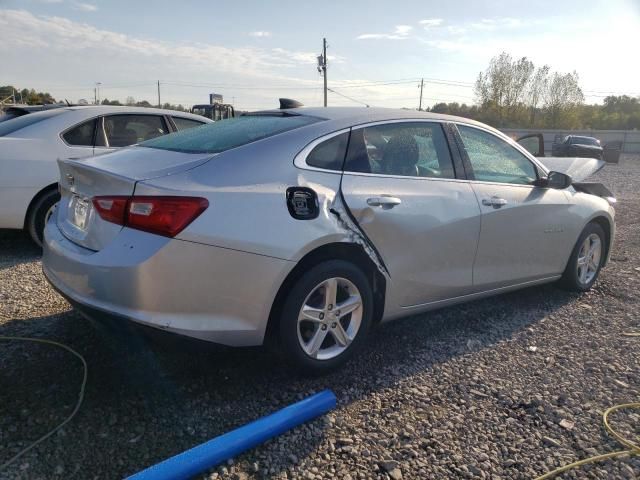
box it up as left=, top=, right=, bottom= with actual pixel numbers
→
left=474, top=52, right=536, bottom=127
left=543, top=71, right=584, bottom=128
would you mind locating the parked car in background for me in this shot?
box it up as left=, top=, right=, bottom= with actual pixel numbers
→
left=0, top=104, right=70, bottom=123
left=43, top=106, right=615, bottom=374
left=552, top=135, right=603, bottom=160
left=0, top=106, right=211, bottom=246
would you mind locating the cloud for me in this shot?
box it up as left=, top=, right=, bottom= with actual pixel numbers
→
left=447, top=25, right=467, bottom=35
left=73, top=2, right=98, bottom=11
left=394, top=25, right=413, bottom=35
left=471, top=17, right=522, bottom=30
left=0, top=10, right=323, bottom=70
left=357, top=24, right=413, bottom=40
left=249, top=31, right=271, bottom=38
left=0, top=9, right=341, bottom=108
left=419, top=18, right=443, bottom=28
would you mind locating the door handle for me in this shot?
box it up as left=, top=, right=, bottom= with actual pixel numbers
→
left=366, top=196, right=402, bottom=209
left=482, top=196, right=508, bottom=208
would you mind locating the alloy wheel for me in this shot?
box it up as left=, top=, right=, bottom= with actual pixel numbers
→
left=576, top=233, right=602, bottom=285
left=296, top=277, right=363, bottom=360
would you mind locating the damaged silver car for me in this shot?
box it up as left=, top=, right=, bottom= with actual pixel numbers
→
left=42, top=104, right=616, bottom=373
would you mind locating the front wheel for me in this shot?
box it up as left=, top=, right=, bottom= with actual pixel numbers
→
left=560, top=222, right=606, bottom=291
left=278, top=260, right=374, bottom=374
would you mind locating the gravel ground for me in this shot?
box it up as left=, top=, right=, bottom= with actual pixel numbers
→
left=1, top=155, right=639, bottom=480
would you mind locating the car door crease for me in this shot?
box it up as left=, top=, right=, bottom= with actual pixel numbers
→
left=330, top=188, right=390, bottom=278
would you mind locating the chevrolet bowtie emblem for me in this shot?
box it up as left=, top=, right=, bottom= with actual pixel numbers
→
left=66, top=173, right=74, bottom=186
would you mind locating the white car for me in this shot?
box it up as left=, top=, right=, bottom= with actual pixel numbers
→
left=0, top=106, right=212, bottom=245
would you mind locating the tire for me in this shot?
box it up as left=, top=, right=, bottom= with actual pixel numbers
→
left=559, top=222, right=606, bottom=292
left=278, top=260, right=374, bottom=374
left=27, top=189, right=60, bottom=248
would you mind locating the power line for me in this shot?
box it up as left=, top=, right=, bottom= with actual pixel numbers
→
left=327, top=88, right=370, bottom=107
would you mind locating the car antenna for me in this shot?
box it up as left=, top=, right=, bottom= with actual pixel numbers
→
left=279, top=98, right=304, bottom=109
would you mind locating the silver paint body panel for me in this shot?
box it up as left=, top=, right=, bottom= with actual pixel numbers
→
left=42, top=107, right=615, bottom=346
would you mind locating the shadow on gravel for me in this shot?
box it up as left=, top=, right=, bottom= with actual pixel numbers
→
left=0, top=279, right=579, bottom=479
left=0, top=229, right=40, bottom=271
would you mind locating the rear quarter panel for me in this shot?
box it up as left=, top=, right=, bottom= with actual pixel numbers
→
left=134, top=130, right=350, bottom=261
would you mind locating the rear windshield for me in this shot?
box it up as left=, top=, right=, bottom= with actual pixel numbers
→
left=0, top=109, right=66, bottom=137
left=139, top=114, right=321, bottom=154
left=0, top=112, right=22, bottom=123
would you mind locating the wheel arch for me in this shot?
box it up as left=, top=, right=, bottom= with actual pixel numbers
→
left=589, top=215, right=613, bottom=266
left=23, top=182, right=59, bottom=229
left=265, top=242, right=387, bottom=343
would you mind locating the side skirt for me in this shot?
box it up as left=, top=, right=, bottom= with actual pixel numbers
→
left=381, top=275, right=562, bottom=322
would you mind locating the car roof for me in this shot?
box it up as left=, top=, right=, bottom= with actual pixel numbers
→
left=252, top=106, right=495, bottom=131
left=4, top=105, right=212, bottom=126
left=62, top=105, right=209, bottom=119
left=5, top=104, right=69, bottom=114
left=571, top=135, right=597, bottom=140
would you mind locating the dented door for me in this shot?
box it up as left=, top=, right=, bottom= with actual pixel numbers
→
left=339, top=121, right=481, bottom=308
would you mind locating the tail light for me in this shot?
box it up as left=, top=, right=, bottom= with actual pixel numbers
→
left=92, top=196, right=209, bottom=238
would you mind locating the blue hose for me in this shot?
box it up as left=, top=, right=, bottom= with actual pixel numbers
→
left=126, top=389, right=337, bottom=480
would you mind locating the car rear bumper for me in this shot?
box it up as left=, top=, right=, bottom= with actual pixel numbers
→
left=42, top=217, right=294, bottom=346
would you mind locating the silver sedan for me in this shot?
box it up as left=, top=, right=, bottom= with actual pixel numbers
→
left=42, top=106, right=615, bottom=373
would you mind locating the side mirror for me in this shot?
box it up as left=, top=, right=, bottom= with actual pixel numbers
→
left=534, top=171, right=572, bottom=189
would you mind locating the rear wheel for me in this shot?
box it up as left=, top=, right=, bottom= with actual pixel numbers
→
left=560, top=222, right=606, bottom=291
left=278, top=260, right=373, bottom=374
left=27, top=189, right=60, bottom=248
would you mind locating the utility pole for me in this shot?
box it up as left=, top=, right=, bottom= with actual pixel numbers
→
left=94, top=87, right=97, bottom=105
left=317, top=38, right=328, bottom=107
left=418, top=78, right=424, bottom=111
left=157, top=80, right=161, bottom=108
left=323, top=38, right=327, bottom=107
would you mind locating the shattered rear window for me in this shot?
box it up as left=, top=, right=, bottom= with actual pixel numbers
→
left=140, top=114, right=321, bottom=154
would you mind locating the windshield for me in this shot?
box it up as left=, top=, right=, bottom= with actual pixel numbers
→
left=191, top=107, right=208, bottom=117
left=0, top=109, right=66, bottom=136
left=572, top=136, right=599, bottom=146
left=140, top=114, right=321, bottom=154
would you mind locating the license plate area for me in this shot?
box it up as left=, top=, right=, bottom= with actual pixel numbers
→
left=68, top=195, right=91, bottom=231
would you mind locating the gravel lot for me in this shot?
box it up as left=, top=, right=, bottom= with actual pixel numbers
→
left=1, top=155, right=639, bottom=480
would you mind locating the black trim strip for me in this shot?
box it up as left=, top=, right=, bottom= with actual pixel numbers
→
left=448, top=122, right=475, bottom=180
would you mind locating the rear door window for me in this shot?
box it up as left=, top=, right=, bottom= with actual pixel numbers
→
left=172, top=116, right=206, bottom=131
left=141, top=114, right=321, bottom=154
left=344, top=122, right=455, bottom=178
left=62, top=118, right=97, bottom=146
left=103, top=114, right=168, bottom=147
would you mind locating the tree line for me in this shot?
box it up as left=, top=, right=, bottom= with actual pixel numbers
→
left=3, top=54, right=640, bottom=130
left=0, top=86, right=188, bottom=112
left=429, top=52, right=640, bottom=130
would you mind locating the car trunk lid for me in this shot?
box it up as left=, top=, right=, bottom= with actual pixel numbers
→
left=84, top=146, right=213, bottom=180
left=56, top=159, right=137, bottom=251
left=55, top=149, right=212, bottom=251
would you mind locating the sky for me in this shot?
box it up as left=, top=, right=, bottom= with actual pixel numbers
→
left=1, top=0, right=639, bottom=110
